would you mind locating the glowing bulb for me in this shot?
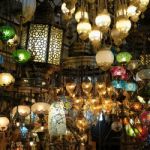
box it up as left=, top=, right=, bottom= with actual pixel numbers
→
left=16, top=122, right=20, bottom=127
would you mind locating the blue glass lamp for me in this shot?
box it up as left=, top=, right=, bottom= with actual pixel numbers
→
left=112, top=80, right=126, bottom=89
left=125, top=82, right=137, bottom=92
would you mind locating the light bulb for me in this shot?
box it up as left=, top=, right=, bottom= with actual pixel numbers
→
left=16, top=122, right=20, bottom=127
left=30, top=141, right=34, bottom=146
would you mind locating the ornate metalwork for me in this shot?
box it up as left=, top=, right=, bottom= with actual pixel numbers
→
left=48, top=27, right=63, bottom=65
left=28, top=24, right=49, bottom=63
left=140, top=54, right=150, bottom=65
left=21, top=24, right=63, bottom=65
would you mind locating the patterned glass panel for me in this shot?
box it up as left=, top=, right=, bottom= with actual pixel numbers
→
left=48, top=27, right=63, bottom=65
left=28, top=24, right=49, bottom=62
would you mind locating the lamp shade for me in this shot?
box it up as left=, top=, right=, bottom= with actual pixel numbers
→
left=116, top=52, right=132, bottom=63
left=12, top=105, right=30, bottom=117
left=12, top=49, right=31, bottom=63
left=48, top=102, right=66, bottom=136
left=0, top=73, right=15, bottom=86
left=0, top=117, right=9, bottom=131
left=116, top=16, right=131, bottom=34
left=77, top=19, right=91, bottom=40
left=127, top=5, right=137, bottom=17
left=96, top=47, right=114, bottom=70
left=31, top=102, right=50, bottom=114
left=137, top=69, right=150, bottom=80
left=112, top=80, right=126, bottom=89
left=75, top=9, right=89, bottom=22
left=110, top=66, right=126, bottom=78
left=0, top=25, right=15, bottom=41
left=95, top=9, right=111, bottom=32
left=125, top=82, right=137, bottom=92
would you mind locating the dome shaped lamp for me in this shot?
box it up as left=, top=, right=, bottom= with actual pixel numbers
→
left=12, top=49, right=31, bottom=63
left=0, top=73, right=15, bottom=86
left=127, top=4, right=137, bottom=17
left=95, top=9, right=111, bottom=32
left=31, top=102, right=50, bottom=115
left=12, top=105, right=30, bottom=117
left=96, top=47, right=114, bottom=70
left=0, top=25, right=15, bottom=41
left=61, top=2, right=75, bottom=15
left=116, top=52, right=132, bottom=63
left=77, top=18, right=92, bottom=40
left=0, top=117, right=9, bottom=131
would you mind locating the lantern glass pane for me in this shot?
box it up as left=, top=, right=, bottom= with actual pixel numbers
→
left=48, top=27, right=63, bottom=65
left=28, top=24, right=49, bottom=62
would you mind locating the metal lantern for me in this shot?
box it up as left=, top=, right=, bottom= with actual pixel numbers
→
left=96, top=47, right=114, bottom=70
left=0, top=73, right=15, bottom=86
left=0, top=117, right=9, bottom=131
left=12, top=49, right=31, bottom=63
left=12, top=105, right=30, bottom=117
left=0, top=25, right=15, bottom=41
left=116, top=52, right=132, bottom=63
left=21, top=24, right=63, bottom=65
left=31, top=102, right=50, bottom=114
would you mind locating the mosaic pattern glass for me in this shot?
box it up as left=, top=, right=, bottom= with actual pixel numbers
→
left=28, top=24, right=49, bottom=62
left=48, top=102, right=66, bottom=136
left=48, top=27, right=63, bottom=65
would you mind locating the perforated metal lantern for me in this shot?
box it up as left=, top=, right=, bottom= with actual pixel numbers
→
left=21, top=24, right=63, bottom=65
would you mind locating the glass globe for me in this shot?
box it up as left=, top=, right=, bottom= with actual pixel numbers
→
left=61, top=2, right=75, bottom=15
left=138, top=0, right=149, bottom=12
left=12, top=49, right=31, bottom=63
left=0, top=25, right=15, bottom=41
left=75, top=8, right=89, bottom=22
left=0, top=73, right=15, bottom=86
left=116, top=51, right=132, bottom=63
left=0, top=117, right=9, bottom=131
left=127, top=5, right=137, bottom=17
left=89, top=27, right=103, bottom=47
left=96, top=47, right=114, bottom=70
left=116, top=16, right=131, bottom=34
left=130, top=10, right=141, bottom=22
left=77, top=19, right=91, bottom=40
left=95, top=9, right=111, bottom=32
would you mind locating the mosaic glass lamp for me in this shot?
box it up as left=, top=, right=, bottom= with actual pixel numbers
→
left=12, top=49, right=31, bottom=63
left=0, top=25, right=15, bottom=41
left=125, top=82, right=137, bottom=92
left=112, top=80, right=126, bottom=89
left=116, top=51, right=132, bottom=63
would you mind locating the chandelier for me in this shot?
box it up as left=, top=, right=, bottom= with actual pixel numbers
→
left=61, top=0, right=149, bottom=47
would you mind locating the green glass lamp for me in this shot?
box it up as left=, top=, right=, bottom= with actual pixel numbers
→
left=12, top=49, right=31, bottom=63
left=0, top=25, right=16, bottom=41
left=116, top=51, right=132, bottom=63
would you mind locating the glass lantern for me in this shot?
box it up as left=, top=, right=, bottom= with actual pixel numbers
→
left=116, top=52, right=132, bottom=63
